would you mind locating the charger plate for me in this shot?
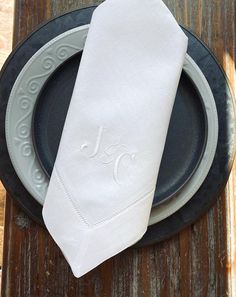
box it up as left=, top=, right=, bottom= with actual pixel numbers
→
left=0, top=7, right=235, bottom=245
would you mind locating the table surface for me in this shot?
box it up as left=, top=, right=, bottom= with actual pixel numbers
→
left=1, top=0, right=236, bottom=296
left=0, top=0, right=14, bottom=267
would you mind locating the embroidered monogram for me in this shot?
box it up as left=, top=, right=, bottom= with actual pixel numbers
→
left=80, top=126, right=136, bottom=185
left=80, top=126, right=104, bottom=158
left=113, top=152, right=136, bottom=184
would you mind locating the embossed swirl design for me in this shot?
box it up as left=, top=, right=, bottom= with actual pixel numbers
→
left=13, top=41, right=82, bottom=199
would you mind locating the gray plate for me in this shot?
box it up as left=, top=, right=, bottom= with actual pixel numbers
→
left=32, top=52, right=206, bottom=207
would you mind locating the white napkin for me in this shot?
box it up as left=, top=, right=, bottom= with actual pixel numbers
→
left=43, top=0, right=188, bottom=278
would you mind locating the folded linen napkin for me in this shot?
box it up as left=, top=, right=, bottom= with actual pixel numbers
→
left=43, top=0, right=188, bottom=278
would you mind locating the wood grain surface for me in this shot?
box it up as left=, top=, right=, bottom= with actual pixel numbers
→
left=0, top=0, right=13, bottom=67
left=1, top=0, right=235, bottom=296
left=0, top=0, right=13, bottom=268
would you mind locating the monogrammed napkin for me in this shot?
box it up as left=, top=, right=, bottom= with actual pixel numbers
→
left=43, top=0, right=188, bottom=278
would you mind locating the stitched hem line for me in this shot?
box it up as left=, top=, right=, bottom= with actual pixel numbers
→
left=54, top=167, right=90, bottom=226
left=54, top=166, right=155, bottom=228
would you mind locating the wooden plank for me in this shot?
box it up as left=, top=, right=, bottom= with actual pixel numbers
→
left=0, top=0, right=14, bottom=268
left=1, top=0, right=235, bottom=296
left=0, top=0, right=13, bottom=66
left=0, top=183, right=5, bottom=266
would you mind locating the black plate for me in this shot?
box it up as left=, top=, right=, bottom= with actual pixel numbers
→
left=0, top=7, right=235, bottom=246
left=32, top=52, right=206, bottom=206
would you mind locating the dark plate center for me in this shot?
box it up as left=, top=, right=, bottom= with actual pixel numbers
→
left=32, top=52, right=206, bottom=207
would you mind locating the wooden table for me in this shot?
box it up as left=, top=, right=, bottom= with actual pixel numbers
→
left=1, top=0, right=235, bottom=296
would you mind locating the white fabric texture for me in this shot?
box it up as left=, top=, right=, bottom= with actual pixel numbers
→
left=43, top=0, right=188, bottom=278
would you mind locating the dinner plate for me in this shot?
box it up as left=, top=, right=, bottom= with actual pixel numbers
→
left=0, top=7, right=235, bottom=246
left=5, top=25, right=218, bottom=225
left=31, top=26, right=213, bottom=209
left=33, top=52, right=207, bottom=207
